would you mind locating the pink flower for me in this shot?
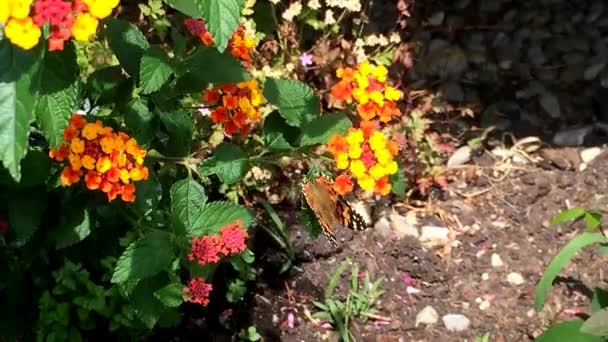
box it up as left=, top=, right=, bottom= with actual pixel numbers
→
left=188, top=235, right=221, bottom=265
left=219, top=220, right=248, bottom=255
left=299, top=53, right=313, bottom=67
left=185, top=277, right=213, bottom=306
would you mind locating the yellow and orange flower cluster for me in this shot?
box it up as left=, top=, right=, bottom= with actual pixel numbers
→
left=328, top=124, right=400, bottom=196
left=184, top=18, right=256, bottom=62
left=330, top=60, right=402, bottom=123
left=202, top=80, right=263, bottom=138
left=1, top=0, right=119, bottom=51
left=49, top=114, right=149, bottom=202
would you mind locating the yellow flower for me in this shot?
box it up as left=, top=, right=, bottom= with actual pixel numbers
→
left=368, top=131, right=386, bottom=151
left=119, top=169, right=130, bottom=183
left=375, top=148, right=392, bottom=165
left=358, top=60, right=372, bottom=76
left=385, top=160, right=398, bottom=175
left=349, top=159, right=366, bottom=179
left=369, top=164, right=386, bottom=179
left=100, top=136, right=115, bottom=154
left=84, top=0, right=119, bottom=19
left=336, top=153, right=349, bottom=170
left=82, top=123, right=100, bottom=140
left=0, top=1, right=10, bottom=24
left=369, top=91, right=384, bottom=105
left=71, top=13, right=99, bottom=42
left=238, top=97, right=252, bottom=114
left=130, top=167, right=145, bottom=181
left=352, top=87, right=369, bottom=105
left=82, top=155, right=96, bottom=170
left=4, top=17, right=41, bottom=50
left=358, top=173, right=374, bottom=192
left=371, top=65, right=388, bottom=82
left=385, top=86, right=401, bottom=101
left=345, top=129, right=364, bottom=145
left=354, top=73, right=369, bottom=89
left=96, top=157, right=112, bottom=173
left=70, top=137, right=85, bottom=154
left=348, top=144, right=362, bottom=159
left=10, top=0, right=33, bottom=19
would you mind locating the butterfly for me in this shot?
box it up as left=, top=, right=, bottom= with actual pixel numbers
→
left=302, top=175, right=367, bottom=247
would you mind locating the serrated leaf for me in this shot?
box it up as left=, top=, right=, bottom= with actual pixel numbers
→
left=170, top=178, right=207, bottom=230
left=111, top=231, right=174, bottom=283
left=106, top=19, right=150, bottom=79
left=181, top=46, right=250, bottom=86
left=130, top=273, right=168, bottom=329
left=8, top=190, right=46, bottom=247
left=262, top=111, right=299, bottom=151
left=535, top=233, right=608, bottom=310
left=551, top=207, right=587, bottom=225
left=0, top=41, right=44, bottom=181
left=263, top=78, right=320, bottom=127
left=124, top=97, right=156, bottom=146
left=0, top=149, right=50, bottom=188
left=153, top=283, right=184, bottom=308
left=163, top=0, right=203, bottom=18
left=210, top=142, right=249, bottom=184
left=199, top=0, right=242, bottom=52
left=55, top=205, right=92, bottom=249
left=390, top=170, right=407, bottom=197
left=190, top=202, right=253, bottom=236
left=87, top=66, right=133, bottom=104
left=139, top=46, right=174, bottom=94
left=157, top=107, right=193, bottom=157
left=536, top=320, right=603, bottom=342
left=298, top=112, right=351, bottom=146
left=581, top=309, right=608, bottom=337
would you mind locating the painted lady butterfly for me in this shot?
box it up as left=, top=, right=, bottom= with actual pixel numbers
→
left=302, top=175, right=367, bottom=247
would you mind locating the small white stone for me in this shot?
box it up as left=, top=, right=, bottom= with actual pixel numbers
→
left=481, top=273, right=489, bottom=281
left=419, top=226, right=449, bottom=248
left=527, top=309, right=535, bottom=317
left=442, top=314, right=471, bottom=332
left=390, top=211, right=419, bottom=238
left=580, top=147, right=602, bottom=164
left=374, top=217, right=392, bottom=238
left=447, top=146, right=472, bottom=167
left=491, top=253, right=504, bottom=267
left=507, top=272, right=525, bottom=285
left=479, top=299, right=491, bottom=311
left=415, top=306, right=439, bottom=326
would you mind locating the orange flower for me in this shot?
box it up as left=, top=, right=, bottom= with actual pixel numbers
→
left=121, top=183, right=136, bottom=202
left=60, top=166, right=81, bottom=186
left=333, top=174, right=354, bottom=195
left=359, top=120, right=379, bottom=138
left=330, top=80, right=353, bottom=102
left=374, top=176, right=391, bottom=196
left=202, top=89, right=220, bottom=104
left=327, top=134, right=348, bottom=156
left=85, top=171, right=102, bottom=190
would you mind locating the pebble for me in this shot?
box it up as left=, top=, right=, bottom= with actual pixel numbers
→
left=374, top=217, right=392, bottom=238
left=491, top=253, right=504, bottom=267
left=481, top=273, right=489, bottom=281
left=442, top=314, right=471, bottom=332
left=390, top=211, right=419, bottom=238
left=580, top=147, right=602, bottom=164
left=507, top=272, right=525, bottom=285
left=447, top=146, right=472, bottom=167
left=419, top=226, right=450, bottom=248
left=415, top=306, right=439, bottom=326
left=479, top=299, right=491, bottom=311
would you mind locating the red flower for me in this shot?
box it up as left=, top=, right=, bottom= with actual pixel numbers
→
left=188, top=235, right=221, bottom=265
left=219, top=220, right=248, bottom=255
left=360, top=144, right=376, bottom=169
left=185, top=277, right=213, bottom=306
left=333, top=174, right=354, bottom=195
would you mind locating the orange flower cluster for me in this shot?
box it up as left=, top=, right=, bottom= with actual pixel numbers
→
left=49, top=114, right=149, bottom=202
left=330, top=60, right=402, bottom=123
left=202, top=80, right=263, bottom=138
left=183, top=18, right=256, bottom=62
left=327, top=124, right=400, bottom=196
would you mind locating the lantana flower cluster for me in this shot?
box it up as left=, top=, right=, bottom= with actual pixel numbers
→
left=1, top=0, right=119, bottom=51
left=184, top=18, right=256, bottom=62
left=328, top=125, right=400, bottom=196
left=184, top=220, right=248, bottom=306
left=202, top=80, right=263, bottom=138
left=330, top=60, right=402, bottom=123
left=49, top=114, right=149, bottom=202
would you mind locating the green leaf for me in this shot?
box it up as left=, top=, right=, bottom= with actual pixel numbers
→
left=153, top=283, right=184, bottom=308
left=8, top=190, right=47, bottom=247
left=36, top=43, right=80, bottom=149
left=157, top=107, right=193, bottom=157
left=0, top=149, right=50, bottom=188
left=535, top=233, right=608, bottom=310
left=139, top=46, right=174, bottom=94
left=591, top=288, right=608, bottom=313
left=263, top=78, right=320, bottom=127
left=54, top=204, right=92, bottom=249
left=170, top=28, right=187, bottom=58
left=106, top=18, right=150, bottom=79
left=181, top=46, right=250, bottom=85
left=298, top=112, right=351, bottom=146
left=581, top=309, right=608, bottom=337
left=211, top=142, right=249, bottom=184
left=170, top=178, right=207, bottom=230
left=111, top=231, right=174, bottom=283
left=584, top=212, right=602, bottom=232
left=130, top=273, right=168, bottom=329
left=199, top=0, right=242, bottom=52
left=190, top=201, right=253, bottom=236
left=262, top=111, right=299, bottom=151
left=87, top=66, right=133, bottom=104
left=390, top=170, right=407, bottom=197
left=226, top=279, right=247, bottom=303
left=551, top=207, right=587, bottom=226
left=536, top=320, right=603, bottom=342
left=124, top=97, right=156, bottom=146
left=0, top=41, right=44, bottom=181
left=163, top=0, right=203, bottom=17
